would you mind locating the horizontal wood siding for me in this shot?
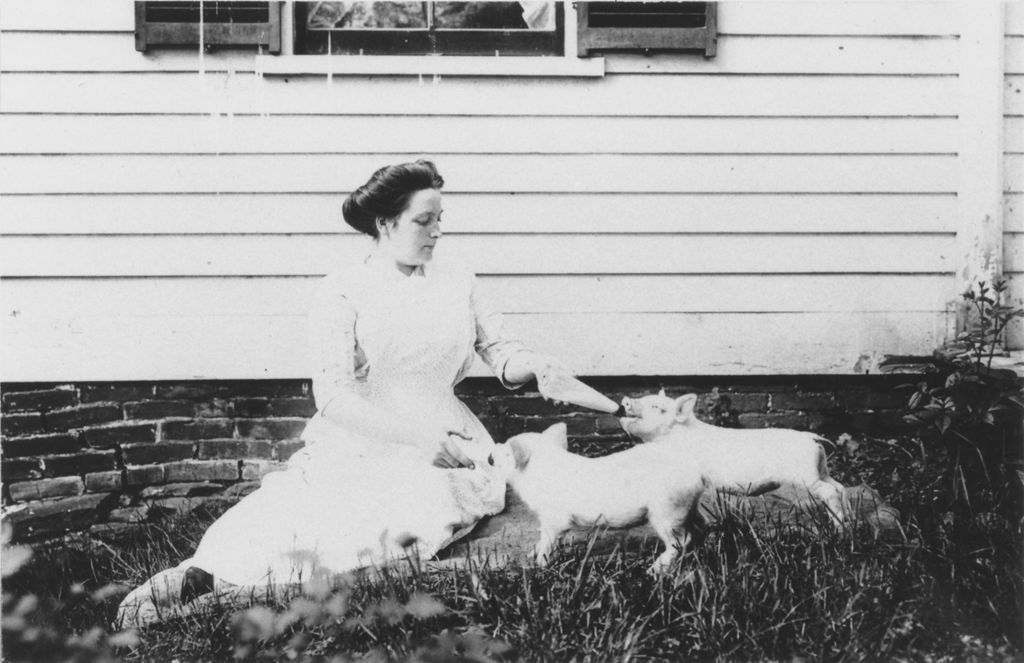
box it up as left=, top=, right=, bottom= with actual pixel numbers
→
left=1006, top=12, right=1023, bottom=348
left=0, top=1, right=975, bottom=380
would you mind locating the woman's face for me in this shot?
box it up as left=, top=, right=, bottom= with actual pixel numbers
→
left=379, top=188, right=443, bottom=273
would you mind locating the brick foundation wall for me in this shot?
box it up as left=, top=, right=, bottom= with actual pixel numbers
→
left=0, top=377, right=909, bottom=541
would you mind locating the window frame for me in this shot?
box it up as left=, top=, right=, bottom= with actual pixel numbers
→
left=134, top=1, right=283, bottom=53
left=292, top=2, right=565, bottom=57
left=576, top=2, right=717, bottom=58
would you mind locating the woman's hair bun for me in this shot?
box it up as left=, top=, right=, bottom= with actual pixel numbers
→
left=343, top=160, right=444, bottom=238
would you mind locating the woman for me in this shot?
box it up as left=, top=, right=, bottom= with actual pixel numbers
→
left=118, top=160, right=571, bottom=625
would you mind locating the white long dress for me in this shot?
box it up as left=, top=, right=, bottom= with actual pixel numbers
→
left=183, top=254, right=528, bottom=587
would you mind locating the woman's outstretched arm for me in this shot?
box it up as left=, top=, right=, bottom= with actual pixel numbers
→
left=471, top=276, right=575, bottom=388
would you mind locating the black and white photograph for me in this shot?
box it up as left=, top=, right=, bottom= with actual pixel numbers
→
left=1, top=1, right=1022, bottom=660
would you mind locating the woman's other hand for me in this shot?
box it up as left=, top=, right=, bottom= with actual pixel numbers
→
left=432, top=429, right=477, bottom=469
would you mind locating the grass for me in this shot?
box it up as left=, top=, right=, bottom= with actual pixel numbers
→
left=3, top=433, right=1023, bottom=662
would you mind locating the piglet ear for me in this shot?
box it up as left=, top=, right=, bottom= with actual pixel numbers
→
left=509, top=439, right=530, bottom=469
left=543, top=422, right=569, bottom=450
left=658, top=387, right=667, bottom=398
left=674, top=394, right=697, bottom=422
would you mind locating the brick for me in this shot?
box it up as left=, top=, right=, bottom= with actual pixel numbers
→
left=267, top=398, right=317, bottom=418
left=147, top=496, right=215, bottom=518
left=85, top=470, right=124, bottom=493
left=1, top=412, right=45, bottom=437
left=82, top=423, right=157, bottom=448
left=122, top=442, right=194, bottom=465
left=458, top=396, right=489, bottom=416
left=737, top=413, right=808, bottom=430
left=42, top=451, right=117, bottom=477
left=596, top=415, right=625, bottom=435
left=236, top=418, right=307, bottom=441
left=274, top=439, right=306, bottom=461
left=140, top=481, right=222, bottom=498
left=503, top=416, right=594, bottom=437
left=701, top=392, right=769, bottom=414
left=125, top=464, right=166, bottom=486
left=156, top=380, right=307, bottom=400
left=195, top=398, right=233, bottom=418
left=124, top=400, right=194, bottom=419
left=90, top=523, right=137, bottom=539
left=9, top=477, right=85, bottom=502
left=2, top=432, right=84, bottom=458
left=771, top=392, right=836, bottom=412
left=571, top=436, right=635, bottom=458
left=2, top=388, right=78, bottom=413
left=197, top=439, right=273, bottom=460
left=164, top=460, right=239, bottom=482
left=224, top=481, right=261, bottom=498
left=109, top=505, right=150, bottom=523
left=231, top=398, right=270, bottom=417
left=80, top=384, right=154, bottom=404
left=44, top=404, right=122, bottom=432
left=839, top=390, right=906, bottom=411
left=499, top=397, right=565, bottom=417
left=4, top=494, right=109, bottom=540
left=241, top=460, right=288, bottom=481
left=2, top=459, right=43, bottom=482
left=161, top=419, right=234, bottom=441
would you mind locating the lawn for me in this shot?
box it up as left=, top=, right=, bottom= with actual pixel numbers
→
left=3, top=428, right=1022, bottom=662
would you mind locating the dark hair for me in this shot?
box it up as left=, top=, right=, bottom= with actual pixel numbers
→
left=342, top=160, right=444, bottom=238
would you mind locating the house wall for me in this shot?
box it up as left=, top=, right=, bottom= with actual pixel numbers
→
left=1006, top=3, right=1024, bottom=347
left=4, top=1, right=1014, bottom=382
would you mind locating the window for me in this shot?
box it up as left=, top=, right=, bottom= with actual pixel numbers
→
left=294, top=2, right=563, bottom=56
left=134, top=1, right=282, bottom=53
left=576, top=2, right=716, bottom=57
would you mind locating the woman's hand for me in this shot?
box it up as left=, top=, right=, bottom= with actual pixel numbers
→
left=432, top=428, right=477, bottom=469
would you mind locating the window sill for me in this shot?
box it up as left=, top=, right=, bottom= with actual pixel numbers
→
left=254, top=55, right=604, bottom=77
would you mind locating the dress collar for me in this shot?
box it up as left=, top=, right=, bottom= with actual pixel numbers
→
left=364, top=251, right=429, bottom=281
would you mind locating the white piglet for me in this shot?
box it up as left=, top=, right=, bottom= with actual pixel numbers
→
left=619, top=391, right=846, bottom=525
left=502, top=422, right=707, bottom=574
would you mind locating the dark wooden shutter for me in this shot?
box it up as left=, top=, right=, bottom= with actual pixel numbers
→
left=135, top=2, right=282, bottom=53
left=577, top=2, right=716, bottom=57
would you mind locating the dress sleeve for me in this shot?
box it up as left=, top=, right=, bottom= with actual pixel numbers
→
left=471, top=275, right=530, bottom=390
left=308, top=273, right=361, bottom=414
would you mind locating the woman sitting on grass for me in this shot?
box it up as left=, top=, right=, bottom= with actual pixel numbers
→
left=118, top=159, right=574, bottom=626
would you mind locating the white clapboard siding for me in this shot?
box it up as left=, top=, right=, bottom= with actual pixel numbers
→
left=1008, top=155, right=1024, bottom=193
left=0, top=1, right=984, bottom=378
left=0, top=234, right=955, bottom=278
left=0, top=0, right=961, bottom=36
left=0, top=154, right=958, bottom=194
left=0, top=114, right=960, bottom=155
left=0, top=192, right=958, bottom=235
left=1008, top=194, right=1024, bottom=233
left=0, top=32, right=960, bottom=75
left=1008, top=118, right=1024, bottom=152
left=1010, top=3, right=1024, bottom=36
left=1008, top=233, right=1024, bottom=273
left=1, top=310, right=951, bottom=382
left=1009, top=37, right=1024, bottom=74
left=0, top=274, right=956, bottom=317
left=0, top=72, right=959, bottom=117
left=1007, top=76, right=1024, bottom=114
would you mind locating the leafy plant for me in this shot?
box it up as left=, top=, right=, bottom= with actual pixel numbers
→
left=896, top=279, right=1024, bottom=514
left=902, top=279, right=1023, bottom=439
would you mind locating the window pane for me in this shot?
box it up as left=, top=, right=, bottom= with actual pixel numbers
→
left=306, top=2, right=427, bottom=29
left=434, top=2, right=555, bottom=31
